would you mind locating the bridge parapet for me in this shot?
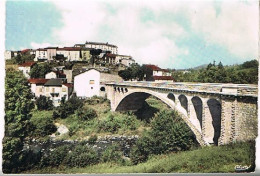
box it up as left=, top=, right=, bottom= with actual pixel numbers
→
left=106, top=82, right=258, bottom=97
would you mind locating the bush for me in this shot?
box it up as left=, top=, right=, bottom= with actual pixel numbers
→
left=30, top=111, right=57, bottom=137
left=101, top=144, right=123, bottom=163
left=85, top=96, right=108, bottom=105
left=98, top=115, right=121, bottom=133
left=121, top=113, right=140, bottom=131
left=53, top=95, right=83, bottom=119
left=76, top=107, right=97, bottom=121
left=35, top=95, right=53, bottom=110
left=40, top=145, right=70, bottom=168
left=130, top=110, right=198, bottom=164
left=63, top=145, right=99, bottom=167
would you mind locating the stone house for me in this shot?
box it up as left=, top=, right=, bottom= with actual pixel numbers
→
left=44, top=78, right=73, bottom=107
left=74, top=68, right=123, bottom=98
left=28, top=78, right=49, bottom=97
left=18, top=61, right=36, bottom=78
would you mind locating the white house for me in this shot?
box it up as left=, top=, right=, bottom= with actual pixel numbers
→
left=34, top=48, right=48, bottom=61
left=28, top=78, right=49, bottom=97
left=44, top=79, right=73, bottom=107
left=18, top=62, right=36, bottom=78
left=45, top=71, right=66, bottom=80
left=56, top=47, right=81, bottom=61
left=4, top=50, right=14, bottom=60
left=85, top=41, right=118, bottom=54
left=74, top=69, right=123, bottom=98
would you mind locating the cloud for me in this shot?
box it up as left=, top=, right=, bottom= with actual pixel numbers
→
left=50, top=0, right=258, bottom=68
left=187, top=1, right=258, bottom=59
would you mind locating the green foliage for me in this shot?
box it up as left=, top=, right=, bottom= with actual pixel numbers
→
left=98, top=114, right=121, bottom=133
left=131, top=110, right=197, bottom=164
left=12, top=53, right=34, bottom=64
left=63, top=145, right=99, bottom=167
left=84, top=96, right=107, bottom=105
left=23, top=141, right=255, bottom=173
left=35, top=95, right=54, bottom=110
left=40, top=145, right=70, bottom=168
left=101, top=144, right=123, bottom=163
left=172, top=60, right=258, bottom=84
left=30, top=111, right=57, bottom=137
left=53, top=95, right=84, bottom=119
left=3, top=69, right=34, bottom=173
left=118, top=63, right=145, bottom=81
left=29, top=63, right=52, bottom=78
left=98, top=113, right=141, bottom=133
left=76, top=107, right=97, bottom=121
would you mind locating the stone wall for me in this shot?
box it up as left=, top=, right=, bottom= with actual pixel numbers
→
left=235, top=97, right=258, bottom=142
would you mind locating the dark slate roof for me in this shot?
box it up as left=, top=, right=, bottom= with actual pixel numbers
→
left=44, top=79, right=63, bottom=86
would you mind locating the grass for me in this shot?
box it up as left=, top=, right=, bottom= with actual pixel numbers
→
left=24, top=141, right=255, bottom=173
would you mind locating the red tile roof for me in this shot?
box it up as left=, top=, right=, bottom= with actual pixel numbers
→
left=145, top=64, right=162, bottom=71
left=28, top=78, right=49, bottom=84
left=21, top=49, right=30, bottom=54
left=63, top=83, right=73, bottom=88
left=18, top=62, right=36, bottom=67
left=57, top=47, right=81, bottom=51
left=153, top=76, right=175, bottom=81
left=106, top=53, right=116, bottom=58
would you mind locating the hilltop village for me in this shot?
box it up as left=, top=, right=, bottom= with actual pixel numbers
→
left=5, top=41, right=175, bottom=107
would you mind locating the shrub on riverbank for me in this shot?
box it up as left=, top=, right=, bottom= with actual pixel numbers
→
left=131, top=110, right=198, bottom=164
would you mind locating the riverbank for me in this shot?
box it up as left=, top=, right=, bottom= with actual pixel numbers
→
left=24, top=141, right=255, bottom=173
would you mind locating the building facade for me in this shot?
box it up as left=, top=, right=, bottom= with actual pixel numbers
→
left=4, top=50, right=14, bottom=60
left=85, top=41, right=118, bottom=54
left=74, top=69, right=123, bottom=98
left=18, top=62, right=36, bottom=78
left=44, top=79, right=73, bottom=106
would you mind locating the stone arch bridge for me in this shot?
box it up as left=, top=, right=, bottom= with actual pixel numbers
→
left=105, top=82, right=258, bottom=146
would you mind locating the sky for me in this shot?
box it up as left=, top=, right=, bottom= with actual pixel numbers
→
left=5, top=0, right=259, bottom=69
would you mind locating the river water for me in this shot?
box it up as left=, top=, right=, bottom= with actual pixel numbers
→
left=23, top=135, right=139, bottom=157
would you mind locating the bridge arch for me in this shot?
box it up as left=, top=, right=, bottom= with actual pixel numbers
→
left=114, top=89, right=206, bottom=146
left=178, top=94, right=188, bottom=112
left=167, top=92, right=175, bottom=102
left=207, top=98, right=222, bottom=145
left=191, top=96, right=203, bottom=130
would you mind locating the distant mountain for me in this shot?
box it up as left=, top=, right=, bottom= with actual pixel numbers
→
left=191, top=64, right=208, bottom=70
left=175, top=64, right=208, bottom=71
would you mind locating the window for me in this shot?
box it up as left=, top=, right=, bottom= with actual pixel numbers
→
left=62, top=88, right=66, bottom=92
left=100, top=87, right=105, bottom=91
left=52, top=88, right=55, bottom=93
left=91, top=87, right=93, bottom=89
left=39, top=88, right=42, bottom=92
left=89, top=80, right=95, bottom=84
left=46, top=87, right=49, bottom=92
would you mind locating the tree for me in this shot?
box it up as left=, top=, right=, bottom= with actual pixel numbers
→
left=90, top=49, right=102, bottom=66
left=30, top=63, right=52, bottom=78
left=118, top=63, right=145, bottom=81
left=35, top=95, right=54, bottom=110
left=53, top=95, right=84, bottom=119
left=3, top=68, right=34, bottom=173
